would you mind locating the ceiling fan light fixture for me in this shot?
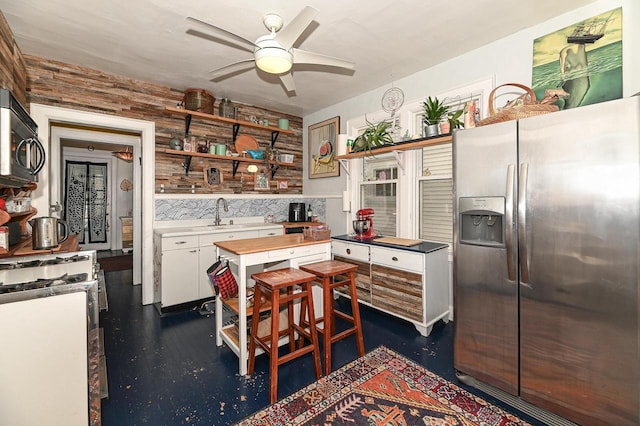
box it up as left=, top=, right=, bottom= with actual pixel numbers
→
left=255, top=46, right=292, bottom=74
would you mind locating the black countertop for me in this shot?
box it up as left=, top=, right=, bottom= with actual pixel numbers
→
left=332, top=235, right=449, bottom=254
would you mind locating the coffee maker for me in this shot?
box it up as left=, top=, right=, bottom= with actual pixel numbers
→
left=352, top=208, right=377, bottom=239
left=289, top=203, right=306, bottom=222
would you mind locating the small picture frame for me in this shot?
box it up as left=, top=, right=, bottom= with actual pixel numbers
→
left=278, top=180, right=288, bottom=189
left=204, top=167, right=223, bottom=187
left=254, top=173, right=270, bottom=190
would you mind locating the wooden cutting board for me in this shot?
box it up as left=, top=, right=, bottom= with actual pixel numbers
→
left=375, top=237, right=423, bottom=246
left=234, top=134, right=259, bottom=154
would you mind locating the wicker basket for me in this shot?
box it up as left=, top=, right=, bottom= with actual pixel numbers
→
left=183, top=88, right=215, bottom=114
left=476, top=83, right=558, bottom=126
left=303, top=226, right=331, bottom=241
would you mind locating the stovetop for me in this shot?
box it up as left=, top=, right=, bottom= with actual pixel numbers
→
left=0, top=254, right=92, bottom=270
left=0, top=273, right=89, bottom=294
left=0, top=250, right=97, bottom=287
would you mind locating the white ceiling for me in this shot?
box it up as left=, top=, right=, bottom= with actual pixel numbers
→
left=1, top=0, right=598, bottom=116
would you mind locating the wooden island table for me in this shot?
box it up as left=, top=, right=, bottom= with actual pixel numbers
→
left=214, top=234, right=331, bottom=375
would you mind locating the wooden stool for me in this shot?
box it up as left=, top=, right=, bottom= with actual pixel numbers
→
left=248, top=267, right=322, bottom=404
left=300, top=260, right=365, bottom=375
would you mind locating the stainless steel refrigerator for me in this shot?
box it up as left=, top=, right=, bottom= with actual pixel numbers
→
left=453, top=96, right=639, bottom=425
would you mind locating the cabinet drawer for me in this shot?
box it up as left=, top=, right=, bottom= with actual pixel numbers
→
left=267, top=244, right=322, bottom=259
left=161, top=235, right=199, bottom=250
left=259, top=228, right=283, bottom=237
left=331, top=240, right=369, bottom=262
left=370, top=246, right=423, bottom=273
left=199, top=230, right=261, bottom=246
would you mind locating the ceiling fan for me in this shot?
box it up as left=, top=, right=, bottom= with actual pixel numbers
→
left=186, top=6, right=355, bottom=93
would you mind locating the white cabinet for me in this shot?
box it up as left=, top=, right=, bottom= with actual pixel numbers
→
left=332, top=239, right=449, bottom=336
left=155, top=225, right=283, bottom=310
left=158, top=235, right=200, bottom=307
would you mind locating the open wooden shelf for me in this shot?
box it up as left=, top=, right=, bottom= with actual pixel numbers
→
left=165, top=106, right=295, bottom=135
left=335, top=134, right=452, bottom=160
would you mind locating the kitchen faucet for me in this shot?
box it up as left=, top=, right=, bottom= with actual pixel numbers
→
left=215, top=197, right=228, bottom=226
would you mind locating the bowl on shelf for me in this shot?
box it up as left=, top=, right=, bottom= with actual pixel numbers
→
left=246, top=150, right=265, bottom=160
left=279, top=153, right=294, bottom=163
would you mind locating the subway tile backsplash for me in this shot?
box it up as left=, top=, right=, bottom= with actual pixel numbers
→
left=155, top=198, right=326, bottom=222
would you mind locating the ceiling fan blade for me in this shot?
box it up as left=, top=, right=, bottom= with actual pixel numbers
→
left=275, top=6, right=318, bottom=49
left=279, top=73, right=296, bottom=92
left=292, top=48, right=355, bottom=70
left=186, top=16, right=257, bottom=52
left=209, top=59, right=256, bottom=80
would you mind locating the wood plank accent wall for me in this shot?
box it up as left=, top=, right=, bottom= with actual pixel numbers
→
left=0, top=12, right=27, bottom=105
left=22, top=55, right=303, bottom=194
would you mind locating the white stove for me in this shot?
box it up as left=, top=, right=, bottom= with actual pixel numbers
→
left=0, top=250, right=102, bottom=425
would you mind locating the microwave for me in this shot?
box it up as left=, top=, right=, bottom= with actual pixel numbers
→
left=0, top=89, right=45, bottom=187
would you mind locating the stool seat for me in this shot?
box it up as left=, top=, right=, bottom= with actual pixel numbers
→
left=248, top=267, right=322, bottom=404
left=300, top=260, right=365, bottom=375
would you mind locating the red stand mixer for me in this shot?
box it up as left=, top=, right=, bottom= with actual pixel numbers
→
left=352, top=208, right=378, bottom=239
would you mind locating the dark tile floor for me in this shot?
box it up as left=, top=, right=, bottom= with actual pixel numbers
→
left=100, top=269, right=544, bottom=425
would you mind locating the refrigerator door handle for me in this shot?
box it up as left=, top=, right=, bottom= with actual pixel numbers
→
left=505, top=164, right=516, bottom=281
left=518, top=162, right=530, bottom=284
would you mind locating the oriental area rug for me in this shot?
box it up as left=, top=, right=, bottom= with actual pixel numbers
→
left=237, top=346, right=530, bottom=426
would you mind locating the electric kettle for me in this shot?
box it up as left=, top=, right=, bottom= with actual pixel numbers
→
left=29, top=217, right=69, bottom=250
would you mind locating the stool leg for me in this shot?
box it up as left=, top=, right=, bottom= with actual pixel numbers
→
left=287, top=286, right=296, bottom=353
left=297, top=295, right=308, bottom=349
left=322, top=276, right=333, bottom=376
left=303, top=281, right=322, bottom=379
left=248, top=284, right=263, bottom=375
left=348, top=270, right=365, bottom=357
left=269, top=287, right=280, bottom=404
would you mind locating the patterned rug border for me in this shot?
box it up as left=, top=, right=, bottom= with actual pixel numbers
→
left=236, top=345, right=531, bottom=426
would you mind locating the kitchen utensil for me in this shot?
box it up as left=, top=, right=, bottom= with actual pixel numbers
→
left=234, top=134, right=259, bottom=154
left=353, top=208, right=377, bottom=239
left=289, top=203, right=306, bottom=222
left=278, top=153, right=294, bottom=163
left=278, top=119, right=289, bottom=130
left=215, top=144, right=227, bottom=156
left=352, top=219, right=369, bottom=235
left=29, top=217, right=69, bottom=250
left=246, top=150, right=265, bottom=159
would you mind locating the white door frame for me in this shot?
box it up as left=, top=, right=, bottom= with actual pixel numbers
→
left=30, top=104, right=156, bottom=305
left=51, top=127, right=138, bottom=251
left=61, top=147, right=119, bottom=251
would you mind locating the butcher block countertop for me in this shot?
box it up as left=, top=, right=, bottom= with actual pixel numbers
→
left=215, top=233, right=328, bottom=255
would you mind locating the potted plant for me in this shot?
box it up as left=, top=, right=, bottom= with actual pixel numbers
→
left=352, top=117, right=394, bottom=154
left=446, top=108, right=464, bottom=133
left=422, top=96, right=449, bottom=137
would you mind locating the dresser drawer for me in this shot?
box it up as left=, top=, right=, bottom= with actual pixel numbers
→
left=370, top=246, right=423, bottom=273
left=331, top=240, right=369, bottom=262
left=161, top=235, right=199, bottom=250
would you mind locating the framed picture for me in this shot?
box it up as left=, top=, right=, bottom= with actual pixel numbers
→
left=254, top=172, right=270, bottom=190
left=203, top=167, right=223, bottom=187
left=308, top=116, right=340, bottom=179
left=278, top=180, right=288, bottom=189
left=532, top=7, right=622, bottom=109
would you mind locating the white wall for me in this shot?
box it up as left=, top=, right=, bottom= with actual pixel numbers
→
left=303, top=0, right=639, bottom=208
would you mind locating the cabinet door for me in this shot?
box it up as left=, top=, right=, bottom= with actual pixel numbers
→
left=371, top=264, right=423, bottom=322
left=333, top=255, right=372, bottom=305
left=161, top=247, right=199, bottom=307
